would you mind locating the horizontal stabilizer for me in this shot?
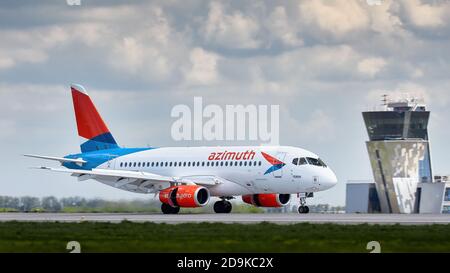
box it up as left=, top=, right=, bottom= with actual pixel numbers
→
left=23, top=154, right=86, bottom=164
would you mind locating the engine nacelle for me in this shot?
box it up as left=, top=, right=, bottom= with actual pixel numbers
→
left=242, top=193, right=290, bottom=207
left=159, top=185, right=210, bottom=208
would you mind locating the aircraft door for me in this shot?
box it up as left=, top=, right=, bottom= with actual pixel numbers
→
left=313, top=175, right=319, bottom=190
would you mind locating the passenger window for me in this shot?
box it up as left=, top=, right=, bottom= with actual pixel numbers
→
left=151, top=162, right=154, bottom=167
left=215, top=161, right=219, bottom=166
left=220, top=161, right=223, bottom=166
left=235, top=161, right=238, bottom=166
left=259, top=161, right=262, bottom=166
left=239, top=161, right=243, bottom=166
left=197, top=162, right=200, bottom=167
left=183, top=162, right=186, bottom=167
left=120, top=162, right=123, bottom=167
left=225, top=161, right=228, bottom=166
left=133, top=162, right=136, bottom=167
left=202, top=162, right=205, bottom=167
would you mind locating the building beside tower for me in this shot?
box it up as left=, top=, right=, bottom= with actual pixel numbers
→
left=346, top=96, right=450, bottom=214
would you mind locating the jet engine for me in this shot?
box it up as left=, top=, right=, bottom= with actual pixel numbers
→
left=159, top=185, right=210, bottom=207
left=242, top=193, right=290, bottom=207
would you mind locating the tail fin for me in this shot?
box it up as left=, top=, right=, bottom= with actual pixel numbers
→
left=70, top=84, right=119, bottom=153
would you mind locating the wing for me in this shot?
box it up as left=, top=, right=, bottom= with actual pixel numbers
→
left=35, top=167, right=223, bottom=193
left=179, top=175, right=225, bottom=186
left=36, top=167, right=176, bottom=193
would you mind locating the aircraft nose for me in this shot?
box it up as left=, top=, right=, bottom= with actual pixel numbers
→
left=322, top=168, right=338, bottom=190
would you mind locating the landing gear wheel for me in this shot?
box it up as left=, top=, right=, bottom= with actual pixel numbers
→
left=214, top=200, right=232, bottom=213
left=297, top=195, right=309, bottom=214
left=161, top=203, right=180, bottom=214
left=172, top=206, right=180, bottom=214
left=298, top=205, right=310, bottom=214
left=224, top=201, right=232, bottom=213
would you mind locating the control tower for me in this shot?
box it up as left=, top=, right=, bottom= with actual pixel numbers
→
left=362, top=96, right=432, bottom=213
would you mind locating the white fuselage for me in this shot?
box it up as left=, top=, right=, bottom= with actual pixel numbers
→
left=95, top=146, right=338, bottom=196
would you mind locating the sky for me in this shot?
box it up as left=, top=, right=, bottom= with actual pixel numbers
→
left=1, top=0, right=450, bottom=206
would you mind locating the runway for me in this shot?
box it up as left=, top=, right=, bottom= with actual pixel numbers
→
left=0, top=213, right=449, bottom=225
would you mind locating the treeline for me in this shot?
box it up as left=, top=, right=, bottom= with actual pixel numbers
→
left=309, top=204, right=345, bottom=213
left=0, top=195, right=344, bottom=213
left=0, top=196, right=160, bottom=213
left=0, top=196, right=262, bottom=213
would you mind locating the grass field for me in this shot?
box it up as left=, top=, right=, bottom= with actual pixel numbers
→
left=0, top=221, right=449, bottom=253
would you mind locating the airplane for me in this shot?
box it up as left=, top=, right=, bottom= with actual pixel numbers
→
left=25, top=84, right=338, bottom=214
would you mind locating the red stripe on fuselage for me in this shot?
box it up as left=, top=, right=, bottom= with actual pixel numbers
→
left=71, top=87, right=109, bottom=140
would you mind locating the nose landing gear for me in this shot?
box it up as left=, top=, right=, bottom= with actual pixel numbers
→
left=297, top=196, right=310, bottom=214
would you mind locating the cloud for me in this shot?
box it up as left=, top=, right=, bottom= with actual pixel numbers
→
left=368, top=1, right=403, bottom=34
left=184, top=47, right=220, bottom=85
left=357, top=57, right=387, bottom=77
left=400, top=0, right=449, bottom=28
left=201, top=2, right=261, bottom=49
left=303, top=109, right=336, bottom=142
left=0, top=26, right=69, bottom=70
left=266, top=6, right=303, bottom=47
left=106, top=6, right=187, bottom=82
left=298, top=0, right=369, bottom=38
left=111, top=36, right=171, bottom=79
left=283, top=108, right=336, bottom=143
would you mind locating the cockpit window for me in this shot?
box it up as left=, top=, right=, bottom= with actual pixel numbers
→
left=318, top=158, right=327, bottom=167
left=299, top=158, right=307, bottom=165
left=306, top=157, right=327, bottom=167
left=293, top=157, right=308, bottom=165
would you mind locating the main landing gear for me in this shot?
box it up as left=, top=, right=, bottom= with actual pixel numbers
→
left=298, top=196, right=310, bottom=214
left=213, top=198, right=232, bottom=213
left=161, top=203, right=180, bottom=214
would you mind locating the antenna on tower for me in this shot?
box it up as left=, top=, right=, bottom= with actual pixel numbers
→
left=381, top=94, right=388, bottom=110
